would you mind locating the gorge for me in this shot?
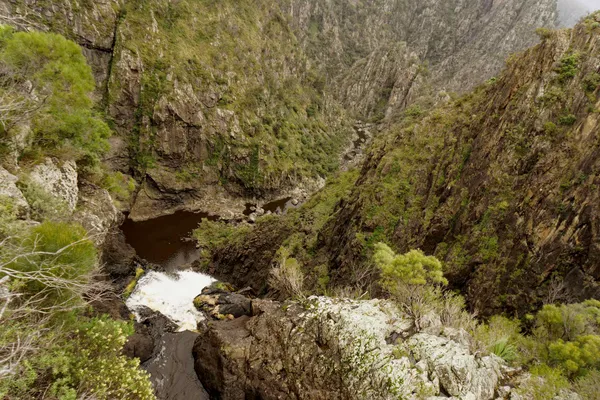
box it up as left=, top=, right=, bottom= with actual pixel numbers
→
left=1, top=0, right=600, bottom=399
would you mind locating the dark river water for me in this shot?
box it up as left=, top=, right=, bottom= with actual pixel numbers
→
left=121, top=211, right=218, bottom=269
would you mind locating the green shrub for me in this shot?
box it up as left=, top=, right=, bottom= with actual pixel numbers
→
left=543, top=121, right=558, bottom=135
left=491, top=337, right=518, bottom=362
left=47, top=317, right=155, bottom=400
left=374, top=243, right=447, bottom=329
left=534, top=302, right=600, bottom=342
left=574, top=370, right=600, bottom=400
left=18, top=180, right=69, bottom=221
left=559, top=114, right=577, bottom=126
left=194, top=220, right=251, bottom=255
left=583, top=73, right=600, bottom=93
left=102, top=171, right=136, bottom=206
left=9, top=221, right=97, bottom=308
left=548, top=335, right=600, bottom=377
left=474, top=315, right=522, bottom=361
left=515, top=364, right=571, bottom=400
left=0, top=26, right=110, bottom=163
left=374, top=243, right=447, bottom=288
left=556, top=53, right=580, bottom=83
left=535, top=27, right=554, bottom=40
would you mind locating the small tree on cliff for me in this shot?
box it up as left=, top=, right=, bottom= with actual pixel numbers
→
left=373, top=243, right=447, bottom=329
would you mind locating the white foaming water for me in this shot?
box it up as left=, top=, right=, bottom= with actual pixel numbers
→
left=126, top=270, right=215, bottom=331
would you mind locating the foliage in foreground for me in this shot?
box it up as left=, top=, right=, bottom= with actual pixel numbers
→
left=0, top=198, right=155, bottom=399
left=372, top=244, right=600, bottom=399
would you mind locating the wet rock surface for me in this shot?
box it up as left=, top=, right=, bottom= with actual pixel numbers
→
left=124, top=306, right=210, bottom=400
left=194, top=283, right=254, bottom=320
left=144, top=331, right=209, bottom=400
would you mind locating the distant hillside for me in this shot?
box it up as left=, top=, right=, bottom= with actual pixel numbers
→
left=558, top=0, right=596, bottom=26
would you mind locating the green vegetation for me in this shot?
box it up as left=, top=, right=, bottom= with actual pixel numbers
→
left=582, top=72, right=600, bottom=93
left=0, top=26, right=110, bottom=167
left=369, top=241, right=599, bottom=397
left=0, top=200, right=155, bottom=399
left=102, top=171, right=136, bottom=207
left=556, top=52, right=580, bottom=83
left=194, top=220, right=252, bottom=261
left=123, top=266, right=145, bottom=299
left=374, top=244, right=448, bottom=329
left=535, top=27, right=554, bottom=40
left=18, top=179, right=69, bottom=221
left=116, top=0, right=351, bottom=191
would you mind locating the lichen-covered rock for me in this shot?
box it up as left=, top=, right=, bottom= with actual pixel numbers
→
left=72, top=182, right=120, bottom=246
left=193, top=296, right=508, bottom=400
left=0, top=166, right=29, bottom=216
left=29, top=158, right=78, bottom=212
left=408, top=333, right=503, bottom=399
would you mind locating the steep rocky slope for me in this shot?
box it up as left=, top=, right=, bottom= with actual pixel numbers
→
left=317, top=16, right=600, bottom=316
left=282, top=0, right=558, bottom=120
left=0, top=0, right=559, bottom=221
left=207, top=15, right=600, bottom=316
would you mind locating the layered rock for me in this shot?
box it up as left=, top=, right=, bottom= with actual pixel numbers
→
left=73, top=182, right=120, bottom=246
left=193, top=296, right=510, bottom=400
left=281, top=0, right=558, bottom=118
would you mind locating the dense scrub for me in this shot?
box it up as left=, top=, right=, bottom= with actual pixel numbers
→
left=0, top=198, right=154, bottom=399
left=0, top=26, right=111, bottom=169
left=110, top=0, right=351, bottom=192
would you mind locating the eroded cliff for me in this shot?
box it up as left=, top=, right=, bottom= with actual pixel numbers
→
left=0, top=0, right=560, bottom=220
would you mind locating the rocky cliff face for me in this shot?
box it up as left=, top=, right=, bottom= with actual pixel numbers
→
left=318, top=15, right=600, bottom=315
left=206, top=15, right=600, bottom=316
left=193, top=295, right=531, bottom=400
left=281, top=0, right=558, bottom=120
left=0, top=0, right=560, bottom=220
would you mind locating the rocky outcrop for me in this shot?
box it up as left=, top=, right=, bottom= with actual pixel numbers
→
left=73, top=182, right=120, bottom=246
left=29, top=158, right=78, bottom=212
left=334, top=43, right=423, bottom=121
left=193, top=296, right=510, bottom=400
left=0, top=166, right=29, bottom=216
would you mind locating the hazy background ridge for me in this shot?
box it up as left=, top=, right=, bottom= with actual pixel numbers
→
left=558, top=0, right=600, bottom=26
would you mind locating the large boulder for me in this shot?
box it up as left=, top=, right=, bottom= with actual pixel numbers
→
left=192, top=296, right=509, bottom=400
left=0, top=166, right=29, bottom=216
left=73, top=182, right=120, bottom=246
left=29, top=158, right=78, bottom=212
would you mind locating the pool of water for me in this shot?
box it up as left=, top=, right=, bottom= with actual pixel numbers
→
left=120, top=211, right=218, bottom=269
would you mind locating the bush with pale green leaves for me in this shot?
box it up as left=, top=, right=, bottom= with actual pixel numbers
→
left=373, top=243, right=447, bottom=329
left=0, top=25, right=110, bottom=165
left=0, top=205, right=155, bottom=399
